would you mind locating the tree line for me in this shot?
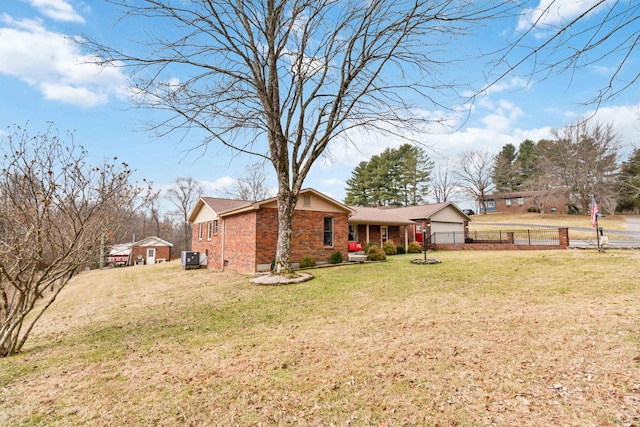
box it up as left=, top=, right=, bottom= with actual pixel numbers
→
left=343, top=120, right=640, bottom=215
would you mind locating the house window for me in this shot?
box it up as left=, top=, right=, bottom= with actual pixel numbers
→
left=207, top=221, right=212, bottom=240
left=381, top=226, right=388, bottom=244
left=147, top=249, right=155, bottom=258
left=214, top=219, right=219, bottom=234
left=505, top=198, right=512, bottom=206
left=348, top=224, right=358, bottom=241
left=323, top=217, right=333, bottom=247
left=486, top=200, right=496, bottom=208
left=517, top=197, right=524, bottom=205
left=198, top=223, right=203, bottom=241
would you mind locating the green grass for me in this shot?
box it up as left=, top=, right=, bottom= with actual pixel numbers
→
left=2, top=252, right=640, bottom=426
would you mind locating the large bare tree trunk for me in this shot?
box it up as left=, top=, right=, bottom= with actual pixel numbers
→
left=274, top=185, right=296, bottom=274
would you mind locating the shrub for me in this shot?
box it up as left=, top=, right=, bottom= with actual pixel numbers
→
left=328, top=251, right=343, bottom=264
left=367, top=246, right=387, bottom=261
left=396, top=245, right=405, bottom=254
left=407, top=241, right=423, bottom=253
left=363, top=242, right=378, bottom=253
left=382, top=240, right=397, bottom=255
left=299, top=255, right=316, bottom=268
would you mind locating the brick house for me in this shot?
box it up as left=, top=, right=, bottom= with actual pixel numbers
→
left=348, top=202, right=472, bottom=247
left=481, top=189, right=569, bottom=214
left=347, top=206, right=416, bottom=248
left=188, top=188, right=352, bottom=274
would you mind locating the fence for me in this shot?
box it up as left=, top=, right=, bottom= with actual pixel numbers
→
left=428, top=228, right=567, bottom=249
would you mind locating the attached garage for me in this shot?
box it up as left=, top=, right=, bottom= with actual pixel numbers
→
left=392, top=202, right=471, bottom=245
left=430, top=221, right=464, bottom=244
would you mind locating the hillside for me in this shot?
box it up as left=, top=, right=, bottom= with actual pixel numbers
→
left=2, top=254, right=640, bottom=426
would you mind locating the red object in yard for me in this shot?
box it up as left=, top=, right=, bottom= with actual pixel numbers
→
left=348, top=241, right=363, bottom=252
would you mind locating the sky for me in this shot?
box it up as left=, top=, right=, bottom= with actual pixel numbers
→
left=0, top=0, right=638, bottom=211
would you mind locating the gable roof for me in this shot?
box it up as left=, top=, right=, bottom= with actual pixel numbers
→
left=188, top=188, right=352, bottom=223
left=188, top=197, right=252, bottom=223
left=391, top=202, right=471, bottom=221
left=134, top=236, right=174, bottom=247
left=348, top=206, right=416, bottom=226
left=348, top=201, right=471, bottom=224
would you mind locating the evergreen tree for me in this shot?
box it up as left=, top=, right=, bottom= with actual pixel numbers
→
left=344, top=144, right=433, bottom=206
left=616, top=148, right=640, bottom=213
left=515, top=139, right=541, bottom=185
left=492, top=143, right=518, bottom=192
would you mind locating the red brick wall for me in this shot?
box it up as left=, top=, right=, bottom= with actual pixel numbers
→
left=255, top=208, right=278, bottom=266
left=191, top=220, right=225, bottom=269
left=131, top=245, right=172, bottom=264
left=223, top=212, right=258, bottom=273
left=253, top=208, right=350, bottom=267
left=290, top=210, right=349, bottom=264
left=192, top=208, right=349, bottom=273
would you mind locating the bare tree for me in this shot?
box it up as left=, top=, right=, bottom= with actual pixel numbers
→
left=455, top=151, right=495, bottom=214
left=431, top=158, right=459, bottom=203
left=540, top=121, right=619, bottom=214
left=493, top=1, right=639, bottom=106
left=165, top=177, right=203, bottom=252
left=223, top=162, right=276, bottom=201
left=87, top=0, right=514, bottom=273
left=0, top=124, right=151, bottom=357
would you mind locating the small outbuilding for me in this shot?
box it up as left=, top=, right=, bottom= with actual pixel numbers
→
left=108, top=236, right=173, bottom=266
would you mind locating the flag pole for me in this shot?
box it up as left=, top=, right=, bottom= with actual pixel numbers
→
left=591, top=194, right=603, bottom=252
left=595, top=212, right=601, bottom=252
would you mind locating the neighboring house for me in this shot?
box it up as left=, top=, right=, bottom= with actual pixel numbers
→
left=188, top=188, right=352, bottom=274
left=481, top=189, right=568, bottom=214
left=107, top=236, right=173, bottom=267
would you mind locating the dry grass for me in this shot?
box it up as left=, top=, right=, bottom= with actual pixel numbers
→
left=2, top=251, right=640, bottom=426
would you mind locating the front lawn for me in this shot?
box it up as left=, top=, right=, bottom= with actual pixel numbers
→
left=1, top=251, right=639, bottom=426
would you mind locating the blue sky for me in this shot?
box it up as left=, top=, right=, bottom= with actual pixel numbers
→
left=1, top=1, right=638, bottom=211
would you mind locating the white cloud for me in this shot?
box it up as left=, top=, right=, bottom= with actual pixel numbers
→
left=0, top=15, right=128, bottom=107
left=28, top=0, right=85, bottom=23
left=199, top=177, right=237, bottom=195
left=588, top=104, right=640, bottom=151
left=517, top=0, right=613, bottom=33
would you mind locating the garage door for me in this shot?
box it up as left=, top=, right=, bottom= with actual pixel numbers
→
left=431, top=222, right=464, bottom=244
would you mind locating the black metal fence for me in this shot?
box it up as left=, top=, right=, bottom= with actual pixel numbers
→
left=430, top=229, right=561, bottom=246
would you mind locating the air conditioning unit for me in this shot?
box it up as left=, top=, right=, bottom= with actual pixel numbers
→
left=181, top=251, right=200, bottom=270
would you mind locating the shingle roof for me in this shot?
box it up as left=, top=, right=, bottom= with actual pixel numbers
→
left=348, top=206, right=416, bottom=225
left=390, top=202, right=456, bottom=220
left=200, top=197, right=252, bottom=213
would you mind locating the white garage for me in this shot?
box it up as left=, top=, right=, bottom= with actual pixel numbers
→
left=392, top=202, right=471, bottom=245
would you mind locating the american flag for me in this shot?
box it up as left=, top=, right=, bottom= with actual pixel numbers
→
left=590, top=195, right=599, bottom=229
